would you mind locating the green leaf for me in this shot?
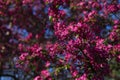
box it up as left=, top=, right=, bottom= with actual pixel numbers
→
left=49, top=16, right=53, bottom=22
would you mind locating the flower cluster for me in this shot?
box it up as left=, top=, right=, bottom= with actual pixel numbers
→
left=0, top=0, right=120, bottom=80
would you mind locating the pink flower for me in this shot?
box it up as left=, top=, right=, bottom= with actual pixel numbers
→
left=65, top=53, right=72, bottom=61
left=114, top=20, right=119, bottom=25
left=19, top=53, right=28, bottom=60
left=92, top=2, right=101, bottom=9
left=41, top=70, right=50, bottom=78
left=107, top=4, right=118, bottom=13
left=34, top=76, right=42, bottom=80
left=88, top=10, right=97, bottom=18
left=45, top=61, right=50, bottom=67
left=72, top=71, right=78, bottom=77
left=75, top=73, right=87, bottom=80
left=117, top=55, right=120, bottom=62
left=22, top=0, right=33, bottom=4
left=26, top=33, right=33, bottom=41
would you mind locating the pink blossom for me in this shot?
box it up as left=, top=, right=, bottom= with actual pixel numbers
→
left=19, top=53, right=28, bottom=60
left=107, top=4, right=118, bottom=13
left=45, top=61, right=51, bottom=67
left=41, top=70, right=50, bottom=78
left=75, top=74, right=87, bottom=80
left=34, top=76, right=42, bottom=80
left=72, top=71, right=78, bottom=77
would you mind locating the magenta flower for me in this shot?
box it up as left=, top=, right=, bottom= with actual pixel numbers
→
left=75, top=73, right=87, bottom=80
left=45, top=61, right=51, bottom=67
left=41, top=70, right=50, bottom=78
left=34, top=76, right=42, bottom=80
left=19, top=53, right=28, bottom=61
